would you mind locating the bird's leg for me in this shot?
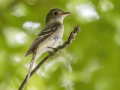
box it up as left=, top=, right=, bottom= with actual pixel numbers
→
left=47, top=51, right=53, bottom=56
left=47, top=46, right=57, bottom=52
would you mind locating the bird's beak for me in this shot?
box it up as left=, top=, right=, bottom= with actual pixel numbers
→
left=63, top=12, right=71, bottom=15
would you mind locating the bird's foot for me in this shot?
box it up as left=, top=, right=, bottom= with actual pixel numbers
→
left=47, top=47, right=57, bottom=53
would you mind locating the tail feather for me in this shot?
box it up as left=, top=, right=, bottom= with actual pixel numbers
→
left=26, top=54, right=36, bottom=81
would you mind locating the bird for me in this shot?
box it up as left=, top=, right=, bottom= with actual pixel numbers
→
left=25, top=8, right=71, bottom=80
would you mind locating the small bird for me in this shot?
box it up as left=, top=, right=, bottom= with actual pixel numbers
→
left=25, top=8, right=71, bottom=79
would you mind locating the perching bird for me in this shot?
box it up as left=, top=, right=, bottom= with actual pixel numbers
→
left=25, top=8, right=71, bottom=79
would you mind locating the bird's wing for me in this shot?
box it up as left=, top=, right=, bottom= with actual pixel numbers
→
left=25, top=23, right=61, bottom=57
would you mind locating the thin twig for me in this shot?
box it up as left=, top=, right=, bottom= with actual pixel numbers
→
left=18, top=25, right=80, bottom=90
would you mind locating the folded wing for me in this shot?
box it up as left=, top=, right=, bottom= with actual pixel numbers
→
left=25, top=23, right=61, bottom=56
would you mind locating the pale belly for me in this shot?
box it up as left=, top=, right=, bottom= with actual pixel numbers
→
left=35, top=26, right=64, bottom=60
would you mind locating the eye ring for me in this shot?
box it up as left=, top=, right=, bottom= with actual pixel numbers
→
left=53, top=12, right=58, bottom=15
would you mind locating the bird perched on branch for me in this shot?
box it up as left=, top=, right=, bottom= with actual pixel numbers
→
left=25, top=8, right=71, bottom=79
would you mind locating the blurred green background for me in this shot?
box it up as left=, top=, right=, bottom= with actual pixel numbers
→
left=0, top=0, right=120, bottom=90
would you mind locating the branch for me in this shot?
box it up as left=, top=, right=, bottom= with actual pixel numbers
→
left=18, top=25, right=80, bottom=90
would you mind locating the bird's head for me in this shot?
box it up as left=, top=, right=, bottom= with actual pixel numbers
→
left=45, top=8, right=71, bottom=25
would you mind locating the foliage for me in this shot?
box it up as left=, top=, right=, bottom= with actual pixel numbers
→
left=0, top=0, right=120, bottom=90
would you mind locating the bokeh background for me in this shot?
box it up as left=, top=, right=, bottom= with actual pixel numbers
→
left=0, top=0, right=120, bottom=90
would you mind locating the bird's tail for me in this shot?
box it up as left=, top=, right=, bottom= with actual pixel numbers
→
left=26, top=51, right=43, bottom=81
left=26, top=54, right=36, bottom=81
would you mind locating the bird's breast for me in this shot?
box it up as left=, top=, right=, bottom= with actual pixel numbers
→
left=48, top=25, right=64, bottom=47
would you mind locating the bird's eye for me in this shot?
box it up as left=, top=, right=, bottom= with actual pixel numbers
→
left=54, top=12, right=58, bottom=15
